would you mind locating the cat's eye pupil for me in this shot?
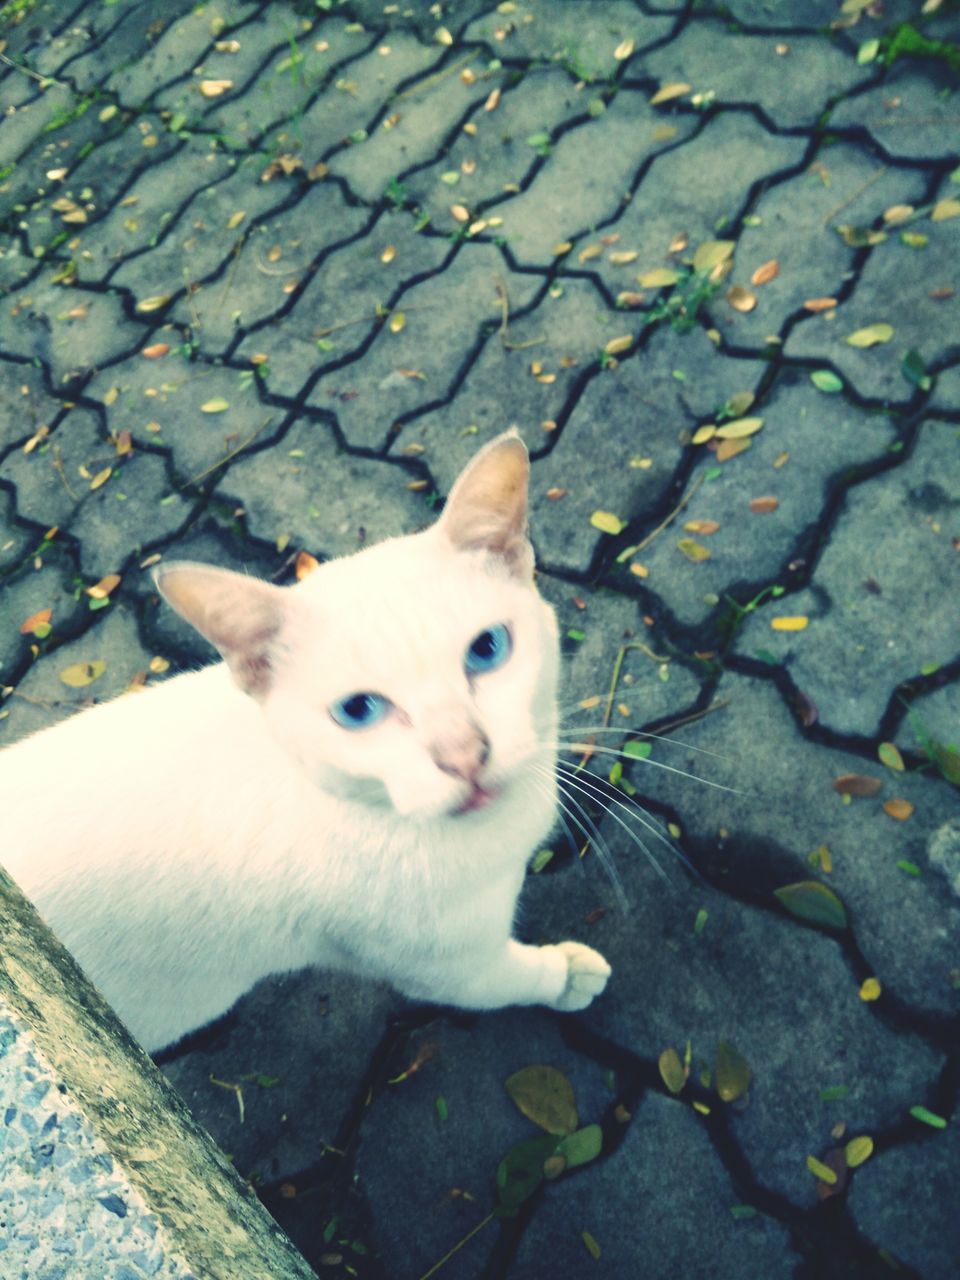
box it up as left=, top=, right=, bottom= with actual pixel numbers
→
left=472, top=632, right=496, bottom=660
left=330, top=692, right=389, bottom=729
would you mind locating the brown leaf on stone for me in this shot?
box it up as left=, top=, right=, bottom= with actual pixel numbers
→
left=546, top=487, right=567, bottom=501
left=803, top=297, right=838, bottom=313
left=749, top=496, right=779, bottom=513
left=142, top=343, right=169, bottom=359
left=726, top=285, right=757, bottom=312
left=20, top=608, right=53, bottom=636
left=816, top=1148, right=848, bottom=1201
left=751, top=259, right=780, bottom=286
left=87, top=574, right=121, bottom=600
left=833, top=774, right=883, bottom=797
left=882, top=798, right=914, bottom=821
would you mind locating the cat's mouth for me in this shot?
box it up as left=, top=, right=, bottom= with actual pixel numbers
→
left=451, top=782, right=501, bottom=816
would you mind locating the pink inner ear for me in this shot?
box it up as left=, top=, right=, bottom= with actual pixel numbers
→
left=155, top=563, right=288, bottom=697
left=440, top=435, right=532, bottom=575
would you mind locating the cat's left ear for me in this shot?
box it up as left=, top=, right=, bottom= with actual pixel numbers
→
left=438, top=429, right=533, bottom=579
left=153, top=562, right=290, bottom=699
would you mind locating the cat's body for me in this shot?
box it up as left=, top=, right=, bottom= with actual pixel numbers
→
left=1, top=435, right=610, bottom=1052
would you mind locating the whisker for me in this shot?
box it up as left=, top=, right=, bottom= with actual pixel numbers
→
left=542, top=742, right=739, bottom=794
left=528, top=762, right=629, bottom=910
left=551, top=723, right=729, bottom=762
left=554, top=760, right=701, bottom=883
left=551, top=761, right=673, bottom=887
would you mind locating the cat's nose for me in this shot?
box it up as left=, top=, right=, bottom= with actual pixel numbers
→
left=430, top=726, right=490, bottom=783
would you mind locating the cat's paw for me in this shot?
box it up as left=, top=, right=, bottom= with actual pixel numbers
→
left=549, top=941, right=611, bottom=1012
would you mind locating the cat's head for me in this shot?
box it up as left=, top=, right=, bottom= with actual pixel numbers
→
left=155, top=432, right=558, bottom=821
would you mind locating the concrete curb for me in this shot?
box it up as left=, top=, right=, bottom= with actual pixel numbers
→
left=0, top=868, right=316, bottom=1280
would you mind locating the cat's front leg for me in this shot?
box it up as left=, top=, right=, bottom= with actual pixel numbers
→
left=400, top=938, right=611, bottom=1012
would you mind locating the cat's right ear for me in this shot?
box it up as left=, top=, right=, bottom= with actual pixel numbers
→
left=153, top=562, right=289, bottom=699
left=438, top=430, right=533, bottom=579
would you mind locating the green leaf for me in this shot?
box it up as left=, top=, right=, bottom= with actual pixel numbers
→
left=716, top=1041, right=752, bottom=1103
left=877, top=741, right=905, bottom=772
left=531, top=848, right=554, bottom=873
left=525, top=132, right=551, bottom=149
left=255, top=1074, right=280, bottom=1088
left=774, top=880, right=848, bottom=929
left=622, top=740, right=652, bottom=760
left=845, top=1135, right=874, bottom=1167
left=581, top=1230, right=602, bottom=1261
left=909, top=1106, right=947, bottom=1129
left=556, top=1124, right=602, bottom=1170
left=505, top=1065, right=578, bottom=1135
left=896, top=860, right=921, bottom=877
left=435, top=1095, right=448, bottom=1123
left=820, top=1085, right=849, bottom=1102
left=810, top=369, right=843, bottom=393
left=692, top=240, right=735, bottom=273
left=693, top=908, right=708, bottom=936
left=807, top=1155, right=838, bottom=1185
left=730, top=1205, right=758, bottom=1220
left=857, top=37, right=880, bottom=65
left=901, top=348, right=932, bottom=391
left=566, top=628, right=585, bottom=643
left=658, top=1046, right=687, bottom=1094
left=590, top=510, right=626, bottom=535
left=496, top=1134, right=558, bottom=1214
left=846, top=323, right=894, bottom=349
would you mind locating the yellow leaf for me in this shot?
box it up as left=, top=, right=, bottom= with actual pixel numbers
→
left=650, top=81, right=691, bottom=106
left=691, top=424, right=716, bottom=445
left=770, top=615, right=808, bottom=632
left=931, top=198, right=960, bottom=222
left=87, top=574, right=121, bottom=600
left=199, top=79, right=234, bottom=98
left=136, top=295, right=171, bottom=313
left=89, top=466, right=112, bottom=491
left=380, top=245, right=396, bottom=264
left=629, top=562, right=648, bottom=578
left=614, top=38, right=635, bottom=61
left=604, top=334, right=633, bottom=356
left=714, top=416, right=764, bottom=440
left=590, top=511, right=625, bottom=535
left=846, top=323, right=894, bottom=348
left=677, top=538, right=710, bottom=562
left=434, top=25, right=453, bottom=45
left=692, top=240, right=735, bottom=273
left=388, top=311, right=406, bottom=333
left=148, top=656, right=170, bottom=674
left=726, top=285, right=757, bottom=312
left=201, top=398, right=230, bottom=413
left=578, top=242, right=603, bottom=263
left=637, top=267, right=680, bottom=288
left=807, top=1155, right=837, bottom=1185
left=450, top=204, right=470, bottom=223
left=60, top=660, right=106, bottom=688
left=715, top=437, right=752, bottom=462
left=882, top=204, right=914, bottom=224
left=227, top=210, right=246, bottom=229
left=859, top=977, right=882, bottom=1002
left=684, top=519, right=720, bottom=534
left=608, top=251, right=638, bottom=265
left=845, top=1135, right=874, bottom=1168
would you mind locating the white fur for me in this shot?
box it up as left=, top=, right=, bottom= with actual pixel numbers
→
left=0, top=436, right=610, bottom=1052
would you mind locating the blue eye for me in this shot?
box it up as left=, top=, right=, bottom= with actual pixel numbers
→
left=464, top=624, right=512, bottom=676
left=330, top=692, right=390, bottom=730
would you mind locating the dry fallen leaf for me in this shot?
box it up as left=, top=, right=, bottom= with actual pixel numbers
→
left=20, top=608, right=53, bottom=637
left=803, top=296, right=838, bottom=313
left=832, top=774, right=882, bottom=797
left=614, top=38, right=635, bottom=61
left=751, top=259, right=780, bottom=286
left=604, top=334, right=633, bottom=356
left=684, top=518, right=720, bottom=534
left=714, top=416, right=763, bottom=440
left=199, top=79, right=234, bottom=98
left=142, top=343, right=169, bottom=359
left=87, top=574, right=121, bottom=600
left=882, top=798, right=914, bottom=821
left=295, top=551, right=320, bottom=580
left=60, top=660, right=106, bottom=688
left=650, top=82, right=691, bottom=106
left=749, top=496, right=779, bottom=513
left=726, top=285, right=757, bottom=312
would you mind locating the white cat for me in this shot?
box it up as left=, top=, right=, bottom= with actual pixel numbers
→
left=1, top=432, right=610, bottom=1053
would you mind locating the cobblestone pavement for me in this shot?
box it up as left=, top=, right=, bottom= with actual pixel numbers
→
left=1, top=1, right=958, bottom=1277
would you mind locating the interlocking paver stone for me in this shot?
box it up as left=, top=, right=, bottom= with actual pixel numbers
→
left=735, top=416, right=960, bottom=737
left=1, top=3, right=957, bottom=1276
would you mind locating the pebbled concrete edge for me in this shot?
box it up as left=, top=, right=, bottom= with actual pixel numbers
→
left=0, top=866, right=317, bottom=1280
